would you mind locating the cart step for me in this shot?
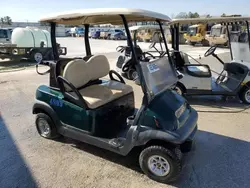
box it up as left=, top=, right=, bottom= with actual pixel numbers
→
left=109, top=138, right=126, bottom=148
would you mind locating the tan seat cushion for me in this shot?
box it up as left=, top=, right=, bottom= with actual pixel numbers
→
left=77, top=80, right=133, bottom=109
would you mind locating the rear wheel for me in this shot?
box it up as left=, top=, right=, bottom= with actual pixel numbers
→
left=31, top=51, right=43, bottom=63
left=139, top=145, right=182, bottom=183
left=239, top=86, right=250, bottom=104
left=174, top=83, right=185, bottom=96
left=201, top=39, right=209, bottom=46
left=35, top=113, right=60, bottom=139
left=127, top=68, right=138, bottom=80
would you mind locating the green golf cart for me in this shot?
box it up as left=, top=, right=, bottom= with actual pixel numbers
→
left=33, top=8, right=198, bottom=183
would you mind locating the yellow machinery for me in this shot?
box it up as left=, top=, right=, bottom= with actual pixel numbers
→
left=184, top=23, right=210, bottom=46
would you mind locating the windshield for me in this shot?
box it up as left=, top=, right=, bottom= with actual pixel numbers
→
left=210, top=28, right=222, bottom=37
left=187, top=27, right=197, bottom=36
left=230, top=29, right=250, bottom=63
left=0, top=29, right=8, bottom=38
left=56, top=21, right=171, bottom=90
left=140, top=56, right=178, bottom=98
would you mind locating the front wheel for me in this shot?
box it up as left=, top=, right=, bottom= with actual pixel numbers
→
left=31, top=51, right=43, bottom=63
left=174, top=83, right=185, bottom=96
left=35, top=113, right=60, bottom=139
left=139, top=145, right=182, bottom=183
left=239, top=87, right=250, bottom=104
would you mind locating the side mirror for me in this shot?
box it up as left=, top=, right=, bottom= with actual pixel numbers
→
left=178, top=74, right=184, bottom=79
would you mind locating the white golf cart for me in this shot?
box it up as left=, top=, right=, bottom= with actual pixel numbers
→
left=169, top=17, right=250, bottom=104
left=116, top=25, right=166, bottom=82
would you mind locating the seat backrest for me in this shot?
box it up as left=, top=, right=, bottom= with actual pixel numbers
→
left=63, top=59, right=90, bottom=90
left=86, top=55, right=110, bottom=81
left=62, top=55, right=110, bottom=91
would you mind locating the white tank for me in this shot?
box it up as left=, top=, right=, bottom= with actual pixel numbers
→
left=11, top=27, right=52, bottom=48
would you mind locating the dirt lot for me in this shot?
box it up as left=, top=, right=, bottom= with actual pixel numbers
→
left=0, top=40, right=249, bottom=188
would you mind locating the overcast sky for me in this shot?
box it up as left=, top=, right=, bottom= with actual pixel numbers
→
left=1, top=0, right=249, bottom=22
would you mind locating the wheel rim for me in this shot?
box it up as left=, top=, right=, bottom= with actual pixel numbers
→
left=147, top=155, right=170, bottom=177
left=38, top=119, right=51, bottom=137
left=132, top=71, right=138, bottom=80
left=34, top=52, right=43, bottom=63
left=245, top=89, right=250, bottom=103
left=175, top=86, right=182, bottom=95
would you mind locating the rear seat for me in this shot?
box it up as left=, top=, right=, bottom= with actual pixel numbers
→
left=62, top=55, right=133, bottom=109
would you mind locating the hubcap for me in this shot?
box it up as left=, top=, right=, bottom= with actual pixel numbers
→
left=132, top=71, right=138, bottom=80
left=245, top=89, right=250, bottom=103
left=175, top=86, right=182, bottom=95
left=38, top=119, right=51, bottom=136
left=147, top=155, right=170, bottom=177
left=34, top=52, right=43, bottom=63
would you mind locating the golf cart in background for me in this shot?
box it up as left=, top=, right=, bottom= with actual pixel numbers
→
left=169, top=17, right=250, bottom=104
left=116, top=25, right=167, bottom=82
left=166, top=24, right=188, bottom=45
left=34, top=8, right=198, bottom=183
left=130, top=25, right=167, bottom=42
left=205, top=23, right=241, bottom=47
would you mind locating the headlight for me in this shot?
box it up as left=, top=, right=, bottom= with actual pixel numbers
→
left=175, top=102, right=186, bottom=118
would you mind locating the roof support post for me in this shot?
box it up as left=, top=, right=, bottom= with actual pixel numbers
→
left=50, top=22, right=59, bottom=61
left=84, top=24, right=91, bottom=55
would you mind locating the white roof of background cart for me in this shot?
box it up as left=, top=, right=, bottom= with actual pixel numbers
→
left=39, top=8, right=171, bottom=25
left=170, top=16, right=250, bottom=25
left=129, top=25, right=168, bottom=31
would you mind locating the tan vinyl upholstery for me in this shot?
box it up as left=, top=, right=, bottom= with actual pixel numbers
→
left=63, top=55, right=133, bottom=109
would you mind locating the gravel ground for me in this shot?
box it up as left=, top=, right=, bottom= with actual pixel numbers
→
left=0, top=39, right=249, bottom=188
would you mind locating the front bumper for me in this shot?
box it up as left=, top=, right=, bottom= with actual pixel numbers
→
left=173, top=108, right=198, bottom=144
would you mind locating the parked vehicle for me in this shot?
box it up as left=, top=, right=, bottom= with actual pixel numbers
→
left=76, top=27, right=85, bottom=37
left=0, top=27, right=66, bottom=61
left=166, top=24, right=188, bottom=44
left=91, top=30, right=100, bottom=39
left=34, top=8, right=198, bottom=183
left=116, top=27, right=166, bottom=83
left=205, top=23, right=241, bottom=46
left=129, top=25, right=166, bottom=42
left=110, top=31, right=127, bottom=40
left=174, top=21, right=214, bottom=46
left=170, top=17, right=250, bottom=104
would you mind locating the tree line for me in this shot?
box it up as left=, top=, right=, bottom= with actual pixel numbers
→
left=0, top=16, right=12, bottom=25
left=174, top=12, right=238, bottom=19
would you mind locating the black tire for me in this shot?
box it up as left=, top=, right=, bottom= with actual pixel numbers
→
left=139, top=145, right=182, bottom=183
left=31, top=51, right=43, bottom=63
left=239, top=86, right=250, bottom=104
left=127, top=68, right=137, bottom=80
left=35, top=113, right=60, bottom=139
left=180, top=140, right=194, bottom=153
left=174, top=83, right=185, bottom=96
left=201, top=39, right=209, bottom=46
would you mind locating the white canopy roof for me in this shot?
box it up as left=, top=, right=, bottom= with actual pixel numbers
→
left=129, top=25, right=168, bottom=31
left=170, top=16, right=250, bottom=25
left=40, top=8, right=171, bottom=25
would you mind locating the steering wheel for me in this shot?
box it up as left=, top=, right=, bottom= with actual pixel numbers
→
left=116, top=46, right=127, bottom=53
left=149, top=42, right=156, bottom=49
left=142, top=51, right=155, bottom=60
left=204, top=45, right=217, bottom=57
